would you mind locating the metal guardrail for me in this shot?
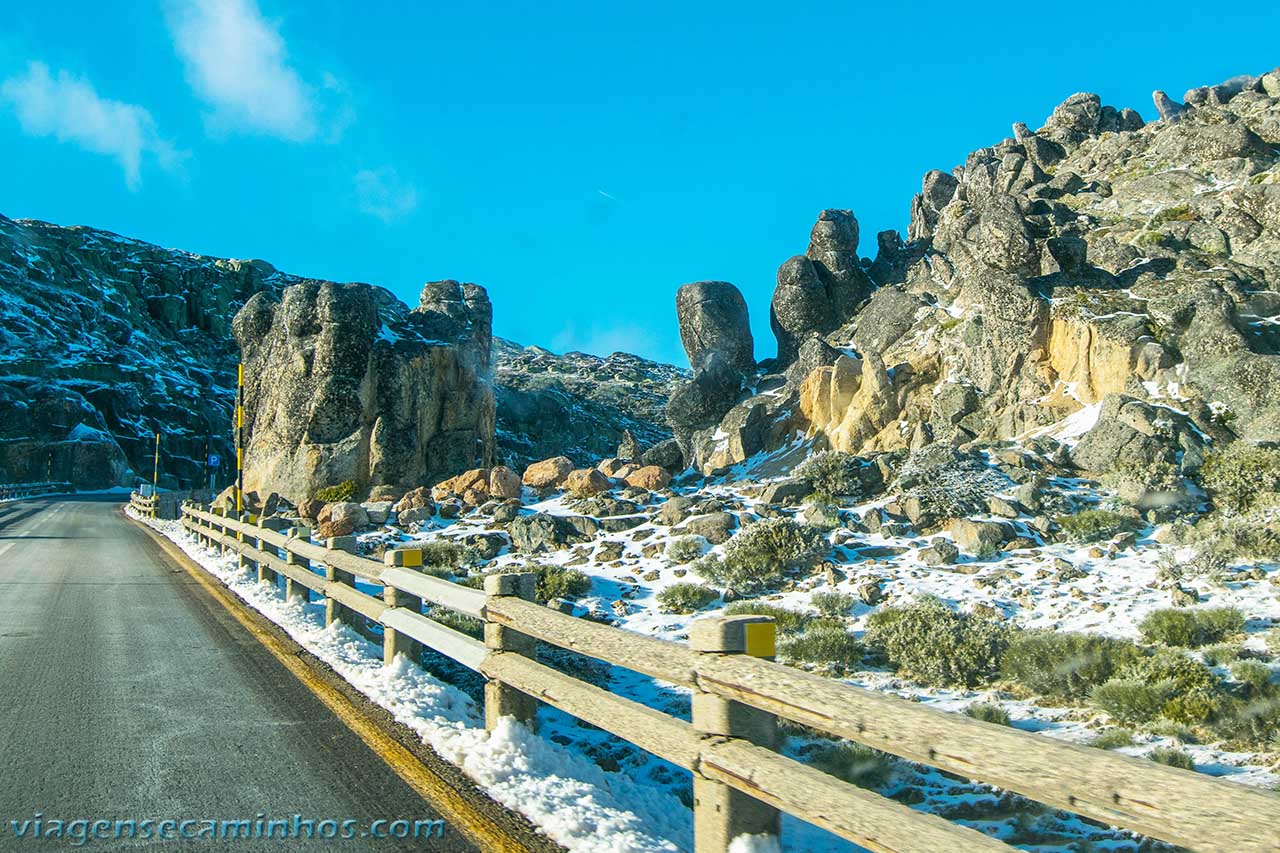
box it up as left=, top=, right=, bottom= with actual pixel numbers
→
left=171, top=502, right=1280, bottom=852
left=0, top=482, right=72, bottom=501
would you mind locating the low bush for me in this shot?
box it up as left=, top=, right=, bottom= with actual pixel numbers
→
left=864, top=597, right=1011, bottom=688
left=723, top=601, right=813, bottom=635
left=427, top=606, right=483, bottom=639
left=811, top=591, right=856, bottom=618
left=1139, top=607, right=1245, bottom=648
left=965, top=703, right=1011, bottom=726
left=1230, top=660, right=1274, bottom=695
left=655, top=582, right=717, bottom=614
left=533, top=564, right=591, bottom=602
left=1091, top=679, right=1168, bottom=724
left=1198, top=442, right=1280, bottom=514
left=1211, top=693, right=1280, bottom=748
left=1001, top=630, right=1143, bottom=699
left=1054, top=508, right=1140, bottom=543
left=778, top=624, right=862, bottom=671
left=1149, top=747, right=1195, bottom=771
left=696, top=518, right=825, bottom=592
left=809, top=741, right=893, bottom=789
left=1089, top=728, right=1134, bottom=749
left=795, top=451, right=870, bottom=497
left=665, top=536, right=705, bottom=564
left=314, top=480, right=358, bottom=503
left=1195, top=516, right=1280, bottom=563
left=1123, top=650, right=1222, bottom=724
left=420, top=540, right=470, bottom=573
left=1201, top=644, right=1243, bottom=667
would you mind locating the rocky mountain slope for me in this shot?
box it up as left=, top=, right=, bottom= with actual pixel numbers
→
left=670, top=68, right=1280, bottom=511
left=0, top=217, right=680, bottom=489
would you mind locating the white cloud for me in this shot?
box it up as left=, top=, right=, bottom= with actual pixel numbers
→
left=1, top=61, right=181, bottom=190
left=165, top=0, right=336, bottom=141
left=354, top=167, right=419, bottom=224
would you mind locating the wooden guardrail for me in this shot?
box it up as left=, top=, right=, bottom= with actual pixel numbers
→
left=174, top=502, right=1280, bottom=852
left=0, top=481, right=72, bottom=501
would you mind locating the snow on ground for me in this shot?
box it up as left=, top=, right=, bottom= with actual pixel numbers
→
left=127, top=445, right=1280, bottom=853
left=127, top=507, right=691, bottom=853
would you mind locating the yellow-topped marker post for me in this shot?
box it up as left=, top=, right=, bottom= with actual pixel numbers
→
left=235, top=362, right=244, bottom=516
left=690, top=614, right=780, bottom=850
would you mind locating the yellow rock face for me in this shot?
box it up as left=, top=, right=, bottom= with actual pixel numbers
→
left=1045, top=315, right=1137, bottom=404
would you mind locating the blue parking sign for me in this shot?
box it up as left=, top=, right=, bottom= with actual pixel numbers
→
left=208, top=454, right=220, bottom=468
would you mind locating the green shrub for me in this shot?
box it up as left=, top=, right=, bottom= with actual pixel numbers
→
left=665, top=536, right=704, bottom=564
left=1123, top=650, right=1222, bottom=724
left=1139, top=607, right=1245, bottom=648
left=1230, top=660, right=1274, bottom=694
left=1199, top=442, right=1280, bottom=514
left=1148, top=747, right=1195, bottom=771
left=1054, top=508, right=1140, bottom=543
left=1091, top=679, right=1168, bottom=724
left=420, top=540, right=470, bottom=572
left=795, top=451, right=871, bottom=497
left=532, top=565, right=591, bottom=602
left=655, top=582, right=717, bottom=613
left=1089, top=728, right=1135, bottom=749
left=1202, top=644, right=1243, bottom=667
left=965, top=703, right=1011, bottom=726
left=864, top=597, right=1011, bottom=688
left=778, top=624, right=862, bottom=670
left=1195, top=516, right=1280, bottom=562
left=809, top=741, right=893, bottom=789
left=697, top=518, right=824, bottom=592
left=1149, top=204, right=1195, bottom=227
left=723, top=601, right=813, bottom=635
left=1001, top=630, right=1143, bottom=699
left=427, top=606, right=483, bottom=639
left=315, top=480, right=358, bottom=502
left=1211, top=694, right=1280, bottom=748
left=811, top=591, right=856, bottom=618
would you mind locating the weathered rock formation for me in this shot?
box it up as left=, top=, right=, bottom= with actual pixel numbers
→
left=234, top=279, right=495, bottom=503
left=680, top=66, right=1280, bottom=478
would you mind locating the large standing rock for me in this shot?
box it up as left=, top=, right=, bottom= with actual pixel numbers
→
left=234, top=280, right=494, bottom=505
left=675, top=281, right=754, bottom=376
left=771, top=210, right=875, bottom=366
left=908, top=170, right=960, bottom=241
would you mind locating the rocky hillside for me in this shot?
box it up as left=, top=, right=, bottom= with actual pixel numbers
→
left=493, top=337, right=686, bottom=473
left=670, top=68, right=1280, bottom=510
left=0, top=217, right=683, bottom=490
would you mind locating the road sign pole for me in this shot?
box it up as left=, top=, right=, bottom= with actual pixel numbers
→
left=236, top=363, right=244, bottom=515
left=152, top=431, right=160, bottom=492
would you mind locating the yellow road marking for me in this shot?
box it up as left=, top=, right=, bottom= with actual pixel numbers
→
left=127, top=511, right=536, bottom=853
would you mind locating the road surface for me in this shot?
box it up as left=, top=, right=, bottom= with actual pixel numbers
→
left=0, top=494, right=475, bottom=850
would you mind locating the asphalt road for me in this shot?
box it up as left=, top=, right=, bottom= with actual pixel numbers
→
left=0, top=495, right=475, bottom=851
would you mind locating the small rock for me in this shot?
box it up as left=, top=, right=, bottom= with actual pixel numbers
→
left=624, top=465, right=672, bottom=491
left=488, top=466, right=523, bottom=500
left=919, top=540, right=960, bottom=566
left=522, top=456, right=575, bottom=489
left=857, top=579, right=884, bottom=606
left=566, top=468, right=612, bottom=497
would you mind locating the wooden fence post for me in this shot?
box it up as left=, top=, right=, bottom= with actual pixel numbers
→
left=285, top=525, right=311, bottom=604
left=325, top=536, right=358, bottom=628
left=691, top=614, right=780, bottom=852
left=382, top=549, right=425, bottom=665
left=258, top=517, right=286, bottom=586
left=483, top=572, right=538, bottom=732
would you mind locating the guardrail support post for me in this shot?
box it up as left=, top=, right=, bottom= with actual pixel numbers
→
left=691, top=614, right=780, bottom=852
left=258, top=518, right=287, bottom=587
left=483, top=573, right=538, bottom=732
left=325, top=536, right=359, bottom=628
left=285, top=526, right=311, bottom=604
left=382, top=549, right=424, bottom=665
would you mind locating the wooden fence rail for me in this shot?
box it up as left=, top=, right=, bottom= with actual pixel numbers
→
left=0, top=481, right=71, bottom=501
left=168, top=502, right=1280, bottom=852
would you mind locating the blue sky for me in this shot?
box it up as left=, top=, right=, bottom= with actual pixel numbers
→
left=3, top=2, right=1278, bottom=366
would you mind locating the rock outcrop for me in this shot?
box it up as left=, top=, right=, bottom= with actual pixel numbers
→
left=679, top=66, right=1280, bottom=478
left=234, top=279, right=495, bottom=504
